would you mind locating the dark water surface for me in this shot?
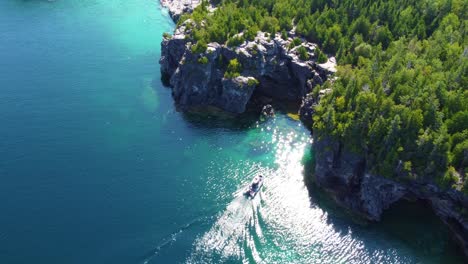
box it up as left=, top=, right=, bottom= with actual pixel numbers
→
left=0, top=1, right=464, bottom=263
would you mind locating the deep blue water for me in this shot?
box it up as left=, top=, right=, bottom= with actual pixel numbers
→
left=0, top=1, right=464, bottom=263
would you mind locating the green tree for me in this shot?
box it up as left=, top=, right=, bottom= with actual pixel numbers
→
left=297, top=46, right=309, bottom=60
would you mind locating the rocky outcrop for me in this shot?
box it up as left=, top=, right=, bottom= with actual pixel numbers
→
left=160, top=24, right=189, bottom=83
left=163, top=35, right=257, bottom=113
left=312, top=134, right=468, bottom=256
left=160, top=18, right=335, bottom=113
left=299, top=94, right=315, bottom=128
left=160, top=0, right=200, bottom=22
left=219, top=76, right=258, bottom=113
left=299, top=87, right=332, bottom=128
left=261, top=104, right=275, bottom=118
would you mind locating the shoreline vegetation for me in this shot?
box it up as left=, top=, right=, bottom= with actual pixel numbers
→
left=160, top=0, right=467, bottom=258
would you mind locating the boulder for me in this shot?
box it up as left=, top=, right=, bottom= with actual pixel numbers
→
left=261, top=104, right=275, bottom=118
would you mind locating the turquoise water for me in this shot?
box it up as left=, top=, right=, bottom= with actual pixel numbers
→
left=0, top=1, right=464, bottom=263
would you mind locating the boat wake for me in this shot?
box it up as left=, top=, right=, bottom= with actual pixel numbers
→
left=185, top=118, right=312, bottom=263
left=141, top=216, right=209, bottom=264
left=187, top=191, right=263, bottom=263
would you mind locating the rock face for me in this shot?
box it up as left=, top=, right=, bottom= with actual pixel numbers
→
left=219, top=76, right=258, bottom=113
left=430, top=190, right=468, bottom=256
left=299, top=87, right=332, bottom=128
left=312, top=134, right=468, bottom=257
left=160, top=26, right=189, bottom=83
left=299, top=94, right=315, bottom=128
left=160, top=0, right=200, bottom=22
left=160, top=20, right=335, bottom=113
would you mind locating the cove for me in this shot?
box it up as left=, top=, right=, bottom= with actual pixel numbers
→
left=0, top=0, right=464, bottom=263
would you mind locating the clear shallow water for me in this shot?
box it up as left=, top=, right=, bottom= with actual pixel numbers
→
left=0, top=1, right=464, bottom=263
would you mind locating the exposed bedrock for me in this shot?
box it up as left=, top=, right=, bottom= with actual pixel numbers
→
left=160, top=20, right=336, bottom=113
left=160, top=0, right=200, bottom=22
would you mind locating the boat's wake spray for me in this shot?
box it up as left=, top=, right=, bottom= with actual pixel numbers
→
left=187, top=188, right=263, bottom=263
left=141, top=215, right=211, bottom=264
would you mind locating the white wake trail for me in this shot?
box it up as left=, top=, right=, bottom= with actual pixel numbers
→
left=187, top=191, right=262, bottom=263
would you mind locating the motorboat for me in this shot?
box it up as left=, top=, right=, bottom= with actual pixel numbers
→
left=244, top=175, right=264, bottom=199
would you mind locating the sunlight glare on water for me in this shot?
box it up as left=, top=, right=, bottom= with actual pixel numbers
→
left=186, top=117, right=321, bottom=263
left=184, top=117, right=436, bottom=264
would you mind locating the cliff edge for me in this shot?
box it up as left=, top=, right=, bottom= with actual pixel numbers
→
left=311, top=134, right=468, bottom=256
left=160, top=17, right=335, bottom=113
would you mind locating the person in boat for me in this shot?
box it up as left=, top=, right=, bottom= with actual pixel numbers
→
left=251, top=175, right=263, bottom=191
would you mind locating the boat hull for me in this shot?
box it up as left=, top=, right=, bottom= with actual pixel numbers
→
left=244, top=180, right=263, bottom=199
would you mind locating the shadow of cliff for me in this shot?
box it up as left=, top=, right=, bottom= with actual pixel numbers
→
left=179, top=109, right=260, bottom=131
left=176, top=93, right=302, bottom=131
left=380, top=199, right=465, bottom=260
left=157, top=80, right=305, bottom=132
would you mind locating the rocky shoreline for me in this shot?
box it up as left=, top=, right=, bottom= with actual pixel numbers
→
left=313, top=135, right=468, bottom=255
left=159, top=0, right=468, bottom=257
left=160, top=17, right=336, bottom=114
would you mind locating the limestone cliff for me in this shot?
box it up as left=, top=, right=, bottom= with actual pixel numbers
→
left=160, top=18, right=335, bottom=113
left=311, top=134, right=468, bottom=257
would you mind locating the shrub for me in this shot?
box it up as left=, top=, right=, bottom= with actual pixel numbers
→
left=224, top=59, right=242, bottom=78
left=297, top=46, right=309, bottom=60
left=197, top=56, right=209, bottom=64
left=316, top=47, right=328, bottom=63
left=245, top=25, right=259, bottom=41
left=247, top=78, right=259, bottom=86
left=355, top=42, right=372, bottom=58
left=281, top=30, right=288, bottom=40
left=191, top=40, right=207, bottom=54
left=227, top=35, right=245, bottom=47
left=439, top=166, right=459, bottom=189
left=289, top=37, right=303, bottom=49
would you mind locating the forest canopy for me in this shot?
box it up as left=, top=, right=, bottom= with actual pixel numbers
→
left=178, top=0, right=468, bottom=192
